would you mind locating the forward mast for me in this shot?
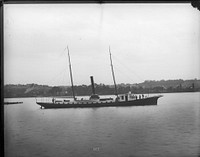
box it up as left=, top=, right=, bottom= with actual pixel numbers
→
left=109, top=46, right=118, bottom=97
left=67, top=46, right=76, bottom=101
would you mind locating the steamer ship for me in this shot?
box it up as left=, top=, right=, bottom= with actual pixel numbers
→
left=36, top=47, right=162, bottom=109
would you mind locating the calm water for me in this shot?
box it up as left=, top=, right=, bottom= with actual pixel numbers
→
left=4, top=93, right=200, bottom=157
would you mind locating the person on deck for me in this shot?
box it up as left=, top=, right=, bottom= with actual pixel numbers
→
left=115, top=96, right=119, bottom=102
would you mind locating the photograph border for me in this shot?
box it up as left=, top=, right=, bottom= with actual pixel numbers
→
left=1, top=1, right=199, bottom=157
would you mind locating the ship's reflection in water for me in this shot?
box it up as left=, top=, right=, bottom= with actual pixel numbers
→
left=4, top=92, right=200, bottom=157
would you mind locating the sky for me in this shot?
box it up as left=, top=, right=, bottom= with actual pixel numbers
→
left=4, top=3, right=200, bottom=86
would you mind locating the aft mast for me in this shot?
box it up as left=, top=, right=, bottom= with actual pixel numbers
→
left=109, top=46, right=118, bottom=97
left=67, top=46, right=76, bottom=101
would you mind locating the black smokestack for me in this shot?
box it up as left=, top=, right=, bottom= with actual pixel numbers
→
left=90, top=76, right=95, bottom=94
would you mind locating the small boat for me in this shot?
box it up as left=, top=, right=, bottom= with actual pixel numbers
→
left=36, top=46, right=162, bottom=109
left=4, top=101, right=23, bottom=105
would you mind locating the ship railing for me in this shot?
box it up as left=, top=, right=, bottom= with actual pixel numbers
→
left=35, top=97, right=53, bottom=103
left=35, top=97, right=71, bottom=103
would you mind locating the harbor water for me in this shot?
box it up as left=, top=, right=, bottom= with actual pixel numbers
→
left=4, top=92, right=200, bottom=157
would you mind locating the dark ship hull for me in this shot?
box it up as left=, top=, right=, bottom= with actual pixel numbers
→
left=36, top=95, right=162, bottom=109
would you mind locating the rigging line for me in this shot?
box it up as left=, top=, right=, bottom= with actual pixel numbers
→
left=115, top=63, right=143, bottom=83
left=47, top=47, right=69, bottom=85
left=113, top=64, right=137, bottom=84
left=59, top=69, right=69, bottom=86
left=48, top=67, right=68, bottom=86
left=49, top=59, right=67, bottom=82
left=58, top=47, right=67, bottom=58
left=112, top=54, right=143, bottom=80
left=111, top=53, right=144, bottom=81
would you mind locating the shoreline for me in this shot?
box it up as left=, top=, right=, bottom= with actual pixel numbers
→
left=4, top=91, right=200, bottom=99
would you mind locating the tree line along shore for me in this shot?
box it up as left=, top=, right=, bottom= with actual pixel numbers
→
left=4, top=79, right=200, bottom=98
